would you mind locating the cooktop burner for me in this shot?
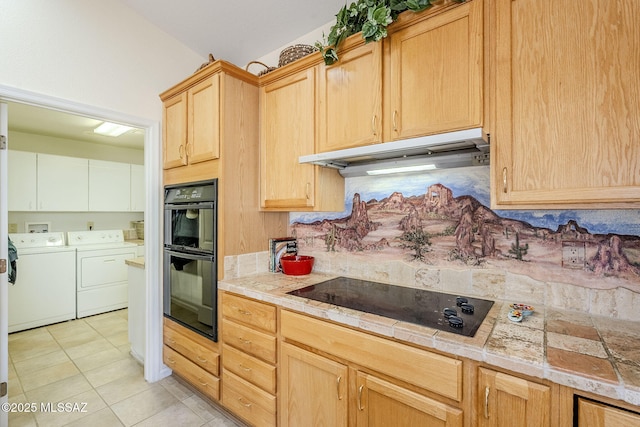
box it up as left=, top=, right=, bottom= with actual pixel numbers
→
left=287, top=277, right=494, bottom=337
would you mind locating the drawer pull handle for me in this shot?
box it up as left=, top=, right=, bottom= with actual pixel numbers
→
left=357, top=385, right=364, bottom=411
left=392, top=110, right=398, bottom=132
left=196, top=356, right=208, bottom=364
left=484, top=386, right=490, bottom=419
left=238, top=398, right=252, bottom=408
left=371, top=115, right=377, bottom=136
left=166, top=357, right=176, bottom=365
left=198, top=378, right=208, bottom=387
left=167, top=338, right=176, bottom=344
left=178, top=145, right=185, bottom=160
left=239, top=364, right=252, bottom=372
left=186, top=143, right=193, bottom=158
left=337, top=376, right=343, bottom=400
left=238, top=309, right=252, bottom=316
left=238, top=337, right=252, bottom=346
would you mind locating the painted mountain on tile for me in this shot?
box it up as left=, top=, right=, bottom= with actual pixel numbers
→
left=291, top=184, right=640, bottom=291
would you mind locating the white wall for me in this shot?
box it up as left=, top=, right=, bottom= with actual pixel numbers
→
left=250, top=21, right=333, bottom=72
left=0, top=0, right=204, bottom=121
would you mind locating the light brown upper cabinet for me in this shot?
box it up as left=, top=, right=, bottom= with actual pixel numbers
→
left=162, top=72, right=221, bottom=175
left=318, top=37, right=383, bottom=152
left=491, top=0, right=640, bottom=208
left=259, top=59, right=344, bottom=212
left=385, top=0, right=483, bottom=141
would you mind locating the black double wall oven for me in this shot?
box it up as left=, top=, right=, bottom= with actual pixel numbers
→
left=163, top=179, right=218, bottom=341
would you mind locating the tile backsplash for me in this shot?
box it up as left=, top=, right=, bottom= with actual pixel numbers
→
left=224, top=166, right=639, bottom=321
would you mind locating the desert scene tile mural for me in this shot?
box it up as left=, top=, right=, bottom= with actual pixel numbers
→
left=290, top=167, right=640, bottom=293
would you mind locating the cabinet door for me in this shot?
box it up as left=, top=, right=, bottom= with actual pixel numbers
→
left=89, top=160, right=130, bottom=211
left=356, top=372, right=463, bottom=427
left=492, top=0, right=640, bottom=207
left=280, top=342, right=348, bottom=427
left=37, top=154, right=88, bottom=211
left=260, top=67, right=317, bottom=210
left=478, top=368, right=551, bottom=427
left=318, top=37, right=383, bottom=152
left=388, top=0, right=483, bottom=140
left=163, top=92, right=188, bottom=169
left=188, top=74, right=220, bottom=164
left=578, top=398, right=640, bottom=427
left=130, top=164, right=145, bottom=212
left=8, top=150, right=37, bottom=211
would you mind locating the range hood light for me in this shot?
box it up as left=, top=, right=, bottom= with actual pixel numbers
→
left=338, top=150, right=489, bottom=178
left=94, top=121, right=134, bottom=137
left=366, top=163, right=436, bottom=175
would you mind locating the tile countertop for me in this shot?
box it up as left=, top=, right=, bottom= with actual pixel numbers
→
left=219, top=272, right=640, bottom=407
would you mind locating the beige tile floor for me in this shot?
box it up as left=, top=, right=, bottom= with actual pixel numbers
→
left=7, top=309, right=245, bottom=427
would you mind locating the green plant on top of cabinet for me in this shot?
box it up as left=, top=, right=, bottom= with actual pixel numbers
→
left=259, top=58, right=344, bottom=212
left=491, top=0, right=640, bottom=208
left=314, top=0, right=483, bottom=154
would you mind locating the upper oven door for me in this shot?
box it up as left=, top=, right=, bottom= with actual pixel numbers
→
left=164, top=180, right=217, bottom=254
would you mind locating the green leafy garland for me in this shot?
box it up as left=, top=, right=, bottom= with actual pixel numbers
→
left=316, top=0, right=465, bottom=65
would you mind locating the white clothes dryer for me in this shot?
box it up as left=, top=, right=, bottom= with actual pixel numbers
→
left=8, top=232, right=76, bottom=332
left=67, top=230, right=137, bottom=318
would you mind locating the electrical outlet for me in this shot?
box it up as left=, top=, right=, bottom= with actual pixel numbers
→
left=562, top=241, right=586, bottom=269
left=8, top=223, right=17, bottom=233
left=87, top=221, right=94, bottom=231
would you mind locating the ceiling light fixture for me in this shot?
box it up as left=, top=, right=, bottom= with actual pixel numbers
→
left=93, top=122, right=134, bottom=137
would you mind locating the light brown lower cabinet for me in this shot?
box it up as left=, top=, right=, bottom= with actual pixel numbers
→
left=577, top=398, right=640, bottom=427
left=477, top=367, right=551, bottom=427
left=222, top=370, right=276, bottom=427
left=280, top=342, right=349, bottom=427
left=163, top=345, right=220, bottom=401
left=355, top=371, right=463, bottom=427
left=163, top=318, right=220, bottom=401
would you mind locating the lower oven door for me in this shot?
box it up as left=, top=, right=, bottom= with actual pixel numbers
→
left=163, top=249, right=217, bottom=341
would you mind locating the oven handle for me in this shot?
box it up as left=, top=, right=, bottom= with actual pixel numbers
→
left=164, top=202, right=214, bottom=210
left=164, top=249, right=215, bottom=262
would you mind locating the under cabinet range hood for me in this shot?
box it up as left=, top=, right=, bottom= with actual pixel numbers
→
left=299, top=127, right=489, bottom=177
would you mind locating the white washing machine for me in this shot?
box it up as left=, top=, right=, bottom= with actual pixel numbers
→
left=8, top=232, right=76, bottom=333
left=67, top=230, right=137, bottom=318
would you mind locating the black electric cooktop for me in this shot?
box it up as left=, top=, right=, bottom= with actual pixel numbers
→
left=287, top=277, right=494, bottom=337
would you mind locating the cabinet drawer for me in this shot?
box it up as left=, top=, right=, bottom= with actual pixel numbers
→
left=221, top=293, right=277, bottom=333
left=164, top=345, right=219, bottom=401
left=164, top=326, right=219, bottom=376
left=281, top=310, right=462, bottom=402
left=578, top=398, right=640, bottom=426
left=222, top=319, right=277, bottom=363
left=223, top=343, right=276, bottom=394
left=222, top=370, right=276, bottom=427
